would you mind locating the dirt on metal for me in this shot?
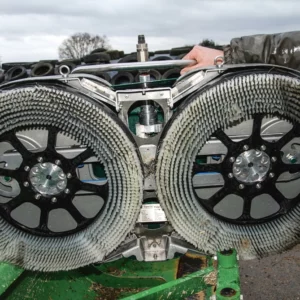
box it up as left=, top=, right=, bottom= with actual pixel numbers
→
left=91, top=282, right=146, bottom=300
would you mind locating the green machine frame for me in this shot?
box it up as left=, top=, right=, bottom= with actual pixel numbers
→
left=0, top=249, right=240, bottom=300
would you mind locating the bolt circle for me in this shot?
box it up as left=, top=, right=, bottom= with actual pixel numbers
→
left=24, top=166, right=30, bottom=172
left=64, top=188, right=70, bottom=194
left=271, top=157, right=277, bottom=162
left=66, top=173, right=72, bottom=179
left=260, top=145, right=266, bottom=151
left=228, top=173, right=234, bottom=179
left=35, top=194, right=41, bottom=200
left=51, top=197, right=57, bottom=203
left=23, top=181, right=29, bottom=187
left=55, top=159, right=61, bottom=166
left=239, top=184, right=245, bottom=190
left=269, top=172, right=275, bottom=178
left=37, top=157, right=43, bottom=163
left=256, top=183, right=262, bottom=189
left=243, top=145, right=249, bottom=151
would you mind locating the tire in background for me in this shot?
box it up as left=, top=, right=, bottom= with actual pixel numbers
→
left=83, top=53, right=110, bottom=64
left=31, top=62, right=54, bottom=77
left=111, top=71, right=134, bottom=85
left=2, top=62, right=35, bottom=72
left=162, top=68, right=181, bottom=80
left=4, top=66, right=28, bottom=82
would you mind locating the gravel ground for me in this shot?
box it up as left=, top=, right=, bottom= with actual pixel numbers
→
left=239, top=244, right=300, bottom=300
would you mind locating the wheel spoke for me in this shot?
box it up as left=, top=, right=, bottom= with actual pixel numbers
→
left=251, top=114, right=264, bottom=139
left=206, top=186, right=231, bottom=209
left=9, top=133, right=32, bottom=159
left=192, top=162, right=221, bottom=175
left=1, top=195, right=23, bottom=214
left=280, top=163, right=300, bottom=174
left=268, top=186, right=289, bottom=211
left=70, top=148, right=94, bottom=167
left=78, top=181, right=108, bottom=199
left=213, top=129, right=233, bottom=148
left=276, top=125, right=296, bottom=149
left=38, top=205, right=49, bottom=230
left=67, top=203, right=86, bottom=223
left=0, top=168, right=19, bottom=178
left=47, top=127, right=59, bottom=151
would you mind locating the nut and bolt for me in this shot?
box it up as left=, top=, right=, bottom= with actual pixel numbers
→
left=23, top=181, right=29, bottom=187
left=260, top=145, right=266, bottom=151
left=269, top=172, right=275, bottom=178
left=24, top=166, right=30, bottom=172
left=51, top=197, right=57, bottom=203
left=64, top=188, right=70, bottom=194
left=66, top=173, right=72, bottom=179
left=55, top=159, right=61, bottom=166
left=243, top=145, right=249, bottom=151
left=229, top=157, right=235, bottom=163
left=35, top=194, right=41, bottom=200
left=228, top=173, right=234, bottom=179
left=256, top=183, right=262, bottom=189
left=271, top=157, right=277, bottom=162
left=37, top=157, right=43, bottom=163
left=239, top=184, right=245, bottom=190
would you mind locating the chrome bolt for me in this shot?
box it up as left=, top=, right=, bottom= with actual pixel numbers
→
left=255, top=150, right=262, bottom=157
left=269, top=172, right=275, bottom=178
left=57, top=181, right=66, bottom=190
left=35, top=194, right=41, bottom=200
left=239, top=184, right=245, bottom=190
left=66, top=173, right=72, bottom=179
left=243, top=145, right=249, bottom=151
left=64, top=188, right=70, bottom=194
left=37, top=157, right=43, bottom=163
left=59, top=172, right=66, bottom=179
left=260, top=145, right=266, bottom=151
left=24, top=166, right=30, bottom=172
left=271, top=157, right=277, bottom=163
left=51, top=197, right=57, bottom=203
left=235, top=157, right=242, bottom=164
left=55, top=159, right=61, bottom=166
left=228, top=173, right=234, bottom=179
left=256, top=183, right=262, bottom=189
left=23, top=181, right=29, bottom=187
left=229, top=157, right=235, bottom=163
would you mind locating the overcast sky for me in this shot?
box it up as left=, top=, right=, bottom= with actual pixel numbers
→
left=0, top=0, right=299, bottom=62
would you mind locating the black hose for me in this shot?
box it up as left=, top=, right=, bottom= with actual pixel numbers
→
left=162, top=68, right=181, bottom=80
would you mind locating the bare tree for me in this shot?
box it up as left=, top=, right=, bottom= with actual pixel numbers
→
left=58, top=33, right=111, bottom=59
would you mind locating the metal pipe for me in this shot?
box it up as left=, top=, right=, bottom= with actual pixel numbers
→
left=71, top=60, right=196, bottom=74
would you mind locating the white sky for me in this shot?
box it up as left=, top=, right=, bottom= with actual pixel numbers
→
left=0, top=0, right=299, bottom=62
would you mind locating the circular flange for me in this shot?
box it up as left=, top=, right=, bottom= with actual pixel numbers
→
left=29, top=162, right=67, bottom=196
left=232, top=149, right=270, bottom=184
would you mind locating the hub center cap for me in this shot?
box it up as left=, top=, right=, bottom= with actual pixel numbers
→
left=29, top=162, right=67, bottom=196
left=232, top=149, right=270, bottom=184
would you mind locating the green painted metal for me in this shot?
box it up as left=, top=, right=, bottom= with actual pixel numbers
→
left=0, top=263, right=24, bottom=295
left=216, top=250, right=241, bottom=300
left=0, top=250, right=240, bottom=300
left=121, top=266, right=215, bottom=300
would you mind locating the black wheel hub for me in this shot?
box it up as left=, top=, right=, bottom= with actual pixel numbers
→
left=193, top=114, right=300, bottom=224
left=0, top=126, right=108, bottom=236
